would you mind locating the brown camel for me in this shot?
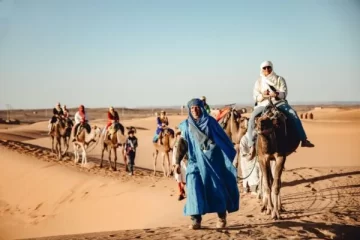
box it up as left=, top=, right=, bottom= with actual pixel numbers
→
left=217, top=107, right=249, bottom=169
left=72, top=123, right=98, bottom=166
left=153, top=127, right=175, bottom=177
left=254, top=100, right=300, bottom=220
left=309, top=112, right=314, bottom=120
left=50, top=118, right=72, bottom=160
left=100, top=123, right=128, bottom=171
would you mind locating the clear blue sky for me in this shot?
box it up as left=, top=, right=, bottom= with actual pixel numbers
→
left=0, top=0, right=359, bottom=109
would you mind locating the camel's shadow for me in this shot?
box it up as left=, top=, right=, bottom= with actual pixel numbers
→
left=224, top=221, right=360, bottom=239
left=283, top=170, right=360, bottom=187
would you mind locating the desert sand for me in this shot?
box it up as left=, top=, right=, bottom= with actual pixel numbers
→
left=0, top=107, right=360, bottom=240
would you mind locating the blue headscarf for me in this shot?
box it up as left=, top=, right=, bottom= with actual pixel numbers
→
left=187, top=98, right=236, bottom=161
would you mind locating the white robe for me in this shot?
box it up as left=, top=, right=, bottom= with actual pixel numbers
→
left=172, top=137, right=187, bottom=183
left=253, top=72, right=288, bottom=108
left=74, top=111, right=88, bottom=125
left=240, top=135, right=260, bottom=188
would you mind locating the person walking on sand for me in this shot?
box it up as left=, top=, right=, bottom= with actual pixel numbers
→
left=172, top=131, right=188, bottom=201
left=174, top=98, right=239, bottom=230
left=239, top=134, right=260, bottom=194
left=125, top=129, right=138, bottom=176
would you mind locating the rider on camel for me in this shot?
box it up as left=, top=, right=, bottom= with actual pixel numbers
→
left=106, top=106, right=120, bottom=130
left=62, top=105, right=73, bottom=127
left=200, top=96, right=211, bottom=114
left=102, top=106, right=120, bottom=140
left=153, top=110, right=169, bottom=144
left=72, top=105, right=89, bottom=142
left=48, top=102, right=64, bottom=134
left=62, top=105, right=69, bottom=118
left=246, top=60, right=314, bottom=160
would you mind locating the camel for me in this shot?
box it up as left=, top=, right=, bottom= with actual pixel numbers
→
left=153, top=127, right=175, bottom=177
left=100, top=123, right=128, bottom=171
left=254, top=99, right=300, bottom=220
left=217, top=107, right=249, bottom=169
left=50, top=118, right=73, bottom=160
left=309, top=112, right=314, bottom=120
left=73, top=123, right=99, bottom=166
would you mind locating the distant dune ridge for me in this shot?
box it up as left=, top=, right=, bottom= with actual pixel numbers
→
left=0, top=106, right=360, bottom=239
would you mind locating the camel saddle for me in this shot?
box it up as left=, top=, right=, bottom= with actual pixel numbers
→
left=106, top=123, right=124, bottom=140
left=216, top=107, right=240, bottom=128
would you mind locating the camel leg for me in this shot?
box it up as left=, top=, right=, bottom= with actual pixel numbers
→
left=51, top=136, right=55, bottom=153
left=73, top=144, right=78, bottom=164
left=57, top=138, right=62, bottom=160
left=271, top=155, right=285, bottom=220
left=100, top=145, right=105, bottom=168
left=259, top=155, right=273, bottom=215
left=165, top=152, right=171, bottom=177
left=161, top=153, right=167, bottom=177
left=55, top=137, right=61, bottom=160
left=108, top=148, right=113, bottom=170
left=81, top=144, right=87, bottom=166
left=113, top=147, right=117, bottom=171
left=153, top=150, right=158, bottom=176
left=122, top=146, right=127, bottom=171
left=257, top=169, right=263, bottom=200
left=62, top=136, right=69, bottom=157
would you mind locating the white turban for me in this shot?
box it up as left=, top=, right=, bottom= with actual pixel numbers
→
left=260, top=61, right=273, bottom=70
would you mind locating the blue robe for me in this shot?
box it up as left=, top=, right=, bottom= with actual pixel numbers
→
left=179, top=99, right=239, bottom=216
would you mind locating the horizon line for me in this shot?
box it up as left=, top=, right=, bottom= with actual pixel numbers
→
left=1, top=101, right=360, bottom=111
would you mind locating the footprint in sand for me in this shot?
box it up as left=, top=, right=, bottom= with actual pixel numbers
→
left=35, top=202, right=43, bottom=211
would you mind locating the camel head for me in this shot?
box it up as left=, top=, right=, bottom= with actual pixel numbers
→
left=56, top=118, right=69, bottom=129
left=162, top=127, right=175, bottom=139
left=255, top=106, right=285, bottom=136
left=255, top=115, right=275, bottom=136
left=238, top=116, right=249, bottom=131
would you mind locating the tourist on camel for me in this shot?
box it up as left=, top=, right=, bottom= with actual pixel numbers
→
left=62, top=105, right=73, bottom=127
left=246, top=60, right=314, bottom=160
left=200, top=96, right=211, bottom=114
left=174, top=98, right=239, bottom=229
left=106, top=106, right=120, bottom=130
left=72, top=105, right=90, bottom=142
left=153, top=110, right=169, bottom=144
left=62, top=105, right=69, bottom=118
left=102, top=106, right=121, bottom=140
left=48, top=102, right=64, bottom=134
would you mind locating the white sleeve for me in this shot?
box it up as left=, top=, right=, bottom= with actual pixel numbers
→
left=277, top=76, right=288, bottom=99
left=74, top=112, right=81, bottom=123
left=253, top=79, right=263, bottom=102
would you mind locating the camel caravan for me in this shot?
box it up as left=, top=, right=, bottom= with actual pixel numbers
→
left=46, top=60, right=316, bottom=222
left=48, top=104, right=139, bottom=174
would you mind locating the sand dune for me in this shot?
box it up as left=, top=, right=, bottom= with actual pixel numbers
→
left=0, top=107, right=360, bottom=239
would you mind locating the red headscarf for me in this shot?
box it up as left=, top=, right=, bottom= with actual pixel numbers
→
left=79, top=105, right=85, bottom=123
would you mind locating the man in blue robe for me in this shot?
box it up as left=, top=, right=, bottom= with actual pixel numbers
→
left=174, top=98, right=239, bottom=229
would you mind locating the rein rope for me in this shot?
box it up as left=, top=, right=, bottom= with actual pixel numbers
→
left=81, top=127, right=102, bottom=154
